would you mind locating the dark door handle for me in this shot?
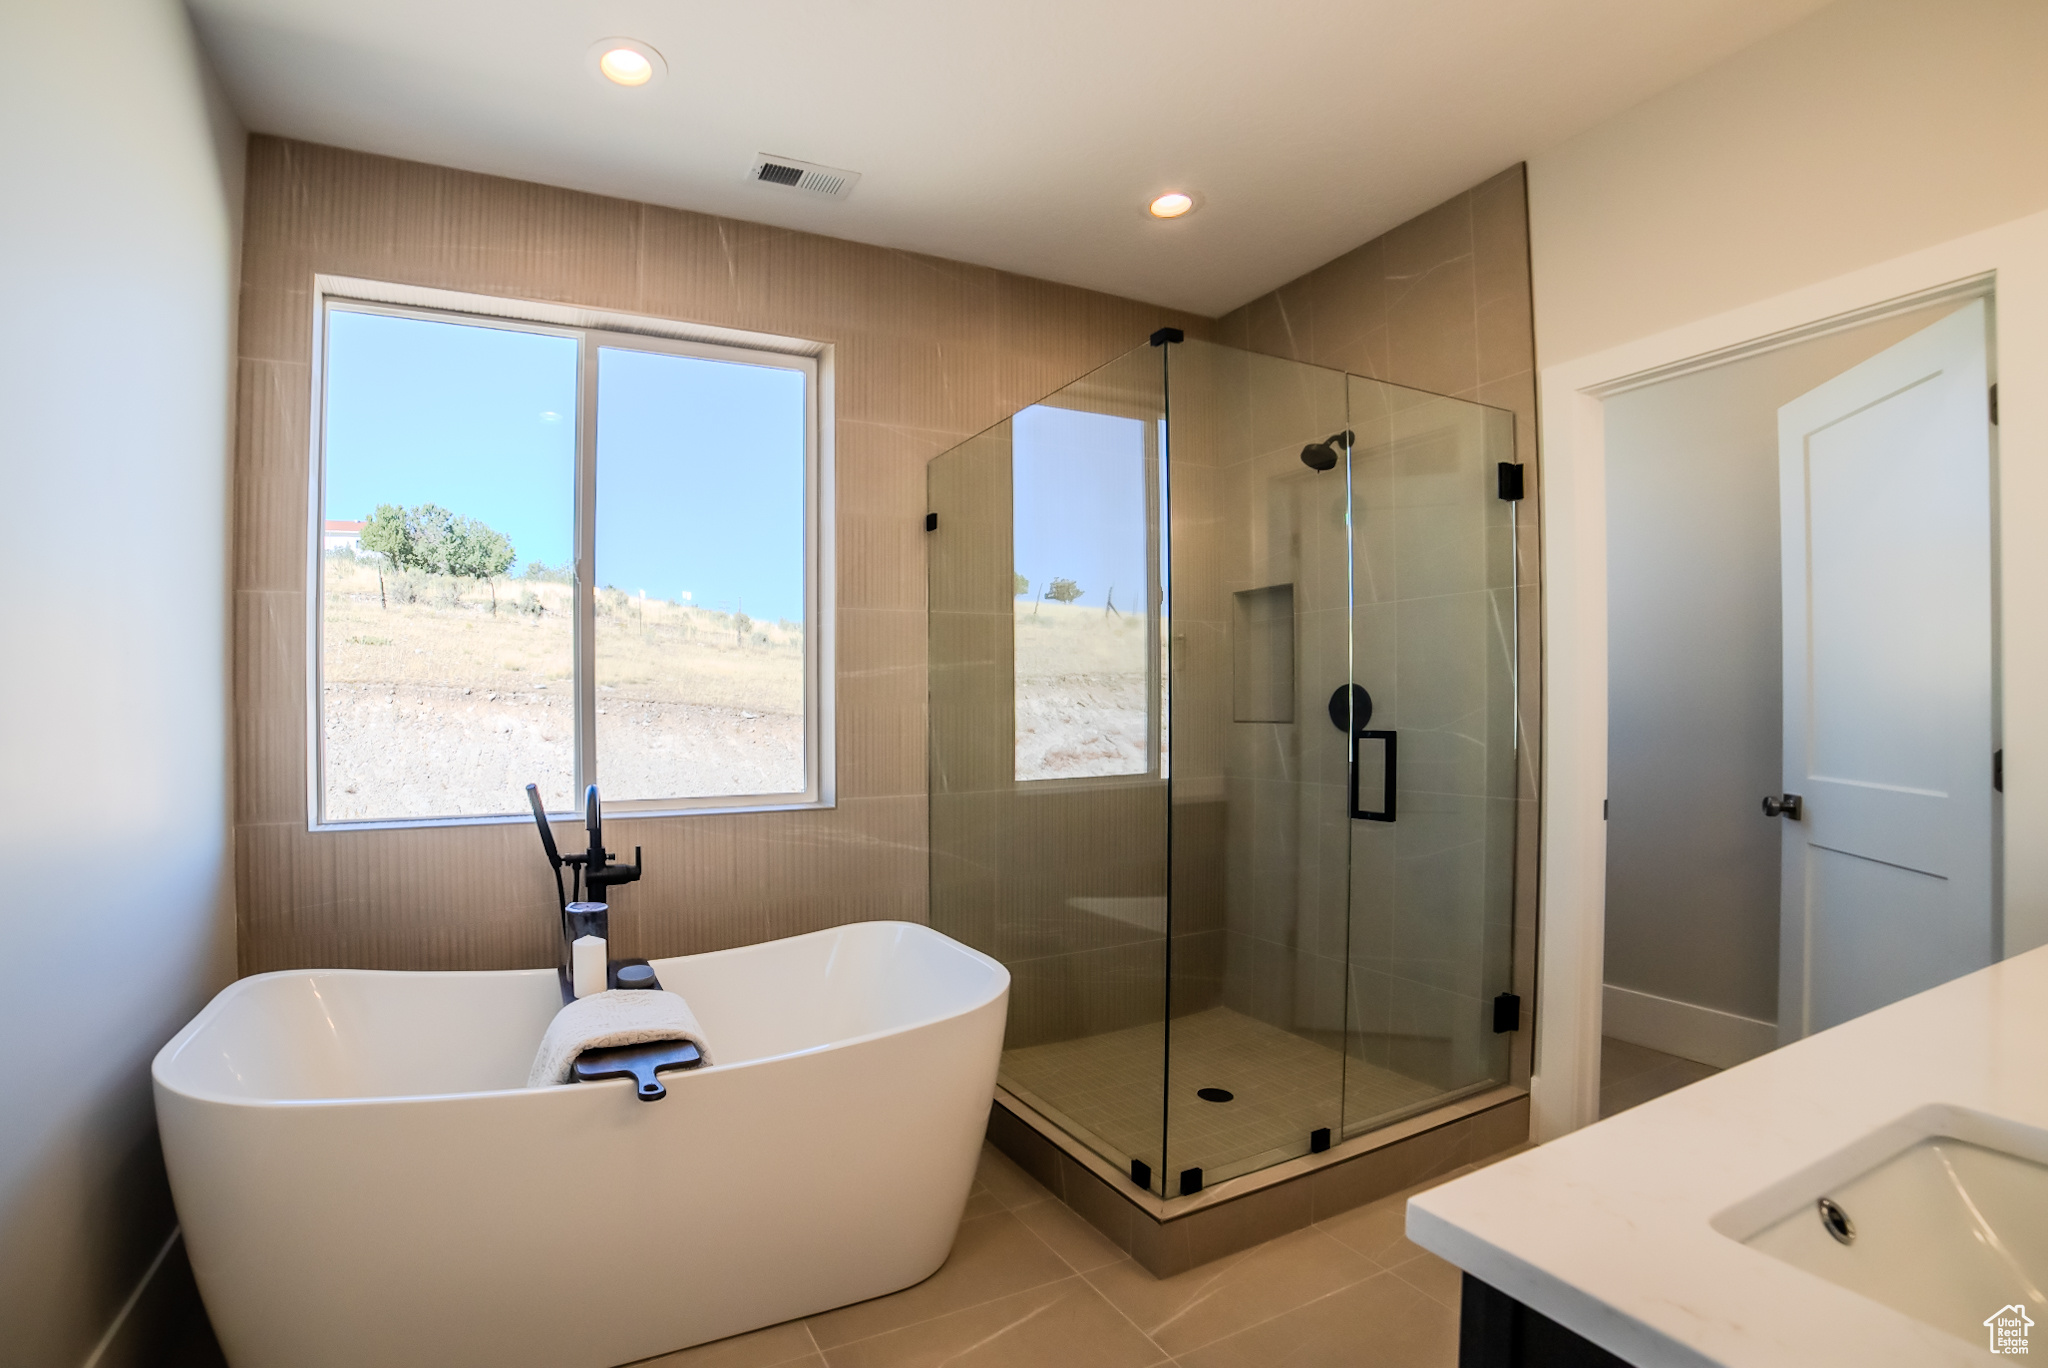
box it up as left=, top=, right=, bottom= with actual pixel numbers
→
left=1762, top=793, right=1803, bottom=819
left=1352, top=730, right=1396, bottom=822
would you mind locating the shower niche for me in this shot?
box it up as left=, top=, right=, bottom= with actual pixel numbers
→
left=1231, top=584, right=1295, bottom=723
left=928, top=336, right=1520, bottom=1202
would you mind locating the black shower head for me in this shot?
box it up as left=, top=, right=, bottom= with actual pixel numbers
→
left=1299, top=430, right=1352, bottom=472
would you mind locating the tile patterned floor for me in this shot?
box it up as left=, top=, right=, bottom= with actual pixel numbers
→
left=1598, top=1036, right=1720, bottom=1119
left=161, top=1040, right=1704, bottom=1366
left=638, top=1140, right=1525, bottom=1368
left=1002, top=1008, right=1444, bottom=1182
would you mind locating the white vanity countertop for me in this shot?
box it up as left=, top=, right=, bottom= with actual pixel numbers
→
left=1407, top=945, right=2048, bottom=1367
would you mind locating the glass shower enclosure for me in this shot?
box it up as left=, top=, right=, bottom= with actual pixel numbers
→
left=928, top=337, right=1519, bottom=1198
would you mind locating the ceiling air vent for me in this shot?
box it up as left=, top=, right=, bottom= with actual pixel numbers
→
left=748, top=154, right=861, bottom=201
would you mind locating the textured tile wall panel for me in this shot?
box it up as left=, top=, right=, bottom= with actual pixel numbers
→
left=233, top=136, right=1206, bottom=975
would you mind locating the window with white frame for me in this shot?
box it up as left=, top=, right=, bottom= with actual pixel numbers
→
left=313, top=293, right=827, bottom=826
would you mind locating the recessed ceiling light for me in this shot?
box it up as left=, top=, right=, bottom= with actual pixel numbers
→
left=601, top=49, right=652, bottom=85
left=1149, top=192, right=1196, bottom=219
left=588, top=38, right=666, bottom=89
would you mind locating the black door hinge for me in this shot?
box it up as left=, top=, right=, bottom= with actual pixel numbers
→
left=1497, top=462, right=1525, bottom=501
left=1179, top=1166, right=1203, bottom=1195
left=1130, top=1158, right=1151, bottom=1190
left=1991, top=383, right=1999, bottom=425
left=1602, top=798, right=1609, bottom=820
left=1995, top=748, right=2004, bottom=792
left=1150, top=326, right=1185, bottom=347
left=1310, top=1127, right=1331, bottom=1153
left=1492, top=992, right=1522, bottom=1034
left=924, top=512, right=938, bottom=531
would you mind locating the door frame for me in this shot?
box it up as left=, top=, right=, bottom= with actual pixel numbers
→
left=1530, top=203, right=2048, bottom=1142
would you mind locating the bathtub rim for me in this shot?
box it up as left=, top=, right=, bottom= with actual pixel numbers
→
left=153, top=920, right=1009, bottom=1111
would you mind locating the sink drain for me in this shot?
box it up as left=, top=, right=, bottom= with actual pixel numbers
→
left=1196, top=1087, right=1234, bottom=1103
left=1816, top=1196, right=1855, bottom=1245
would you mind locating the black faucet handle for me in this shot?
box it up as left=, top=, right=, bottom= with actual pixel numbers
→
left=590, top=847, right=644, bottom=889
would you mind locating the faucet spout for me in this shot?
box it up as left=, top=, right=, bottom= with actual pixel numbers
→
left=578, top=783, right=643, bottom=904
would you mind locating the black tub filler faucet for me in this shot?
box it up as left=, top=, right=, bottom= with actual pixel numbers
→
left=524, top=782, right=641, bottom=979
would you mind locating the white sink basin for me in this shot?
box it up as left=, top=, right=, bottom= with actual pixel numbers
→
left=1714, top=1105, right=2048, bottom=1348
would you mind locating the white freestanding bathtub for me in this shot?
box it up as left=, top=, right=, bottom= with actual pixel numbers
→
left=153, top=922, right=1008, bottom=1368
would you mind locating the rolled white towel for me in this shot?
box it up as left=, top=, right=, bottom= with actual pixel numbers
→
left=527, top=988, right=713, bottom=1089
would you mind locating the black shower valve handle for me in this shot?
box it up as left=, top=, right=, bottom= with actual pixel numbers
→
left=1327, top=683, right=1373, bottom=735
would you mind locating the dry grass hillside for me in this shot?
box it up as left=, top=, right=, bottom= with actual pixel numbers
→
left=322, top=556, right=1159, bottom=816
left=321, top=556, right=804, bottom=820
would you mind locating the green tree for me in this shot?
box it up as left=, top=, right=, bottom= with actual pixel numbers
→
left=1045, top=577, right=1083, bottom=605
left=359, top=502, right=441, bottom=574
left=357, top=503, right=415, bottom=608
left=442, top=515, right=517, bottom=612
left=356, top=503, right=516, bottom=612
left=1014, top=571, right=1029, bottom=597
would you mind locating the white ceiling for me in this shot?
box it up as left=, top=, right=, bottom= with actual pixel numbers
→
left=189, top=0, right=1830, bottom=316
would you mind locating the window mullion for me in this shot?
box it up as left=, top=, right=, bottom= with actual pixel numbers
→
left=574, top=331, right=600, bottom=801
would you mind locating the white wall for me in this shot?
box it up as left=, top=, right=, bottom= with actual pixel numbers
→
left=1603, top=304, right=1957, bottom=1030
left=0, top=0, right=243, bottom=1362
left=1524, top=0, right=2048, bottom=1137
left=1529, top=0, right=2048, bottom=366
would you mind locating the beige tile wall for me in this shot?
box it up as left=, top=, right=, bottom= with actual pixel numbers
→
left=1216, top=165, right=1541, bottom=1089
left=233, top=137, right=1209, bottom=975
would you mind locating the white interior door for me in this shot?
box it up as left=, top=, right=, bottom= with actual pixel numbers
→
left=1778, top=300, right=1996, bottom=1041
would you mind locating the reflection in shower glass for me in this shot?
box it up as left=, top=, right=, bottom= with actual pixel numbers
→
left=1012, top=404, right=1156, bottom=782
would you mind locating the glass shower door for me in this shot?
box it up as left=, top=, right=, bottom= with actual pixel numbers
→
left=1342, top=377, right=1519, bottom=1134
left=1161, top=341, right=1351, bottom=1193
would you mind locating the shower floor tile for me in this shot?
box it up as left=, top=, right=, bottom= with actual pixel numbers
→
left=1000, top=1006, right=1444, bottom=1181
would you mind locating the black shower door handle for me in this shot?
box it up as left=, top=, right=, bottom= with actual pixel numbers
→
left=1351, top=730, right=1397, bottom=822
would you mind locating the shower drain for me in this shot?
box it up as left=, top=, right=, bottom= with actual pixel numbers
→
left=1196, top=1087, right=1234, bottom=1103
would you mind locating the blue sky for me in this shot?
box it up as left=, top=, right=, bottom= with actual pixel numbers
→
left=1012, top=405, right=1150, bottom=612
left=596, top=346, right=806, bottom=622
left=324, top=309, right=576, bottom=568
left=323, top=309, right=809, bottom=622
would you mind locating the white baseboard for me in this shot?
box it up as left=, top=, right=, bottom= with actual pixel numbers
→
left=1602, top=984, right=1777, bottom=1070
